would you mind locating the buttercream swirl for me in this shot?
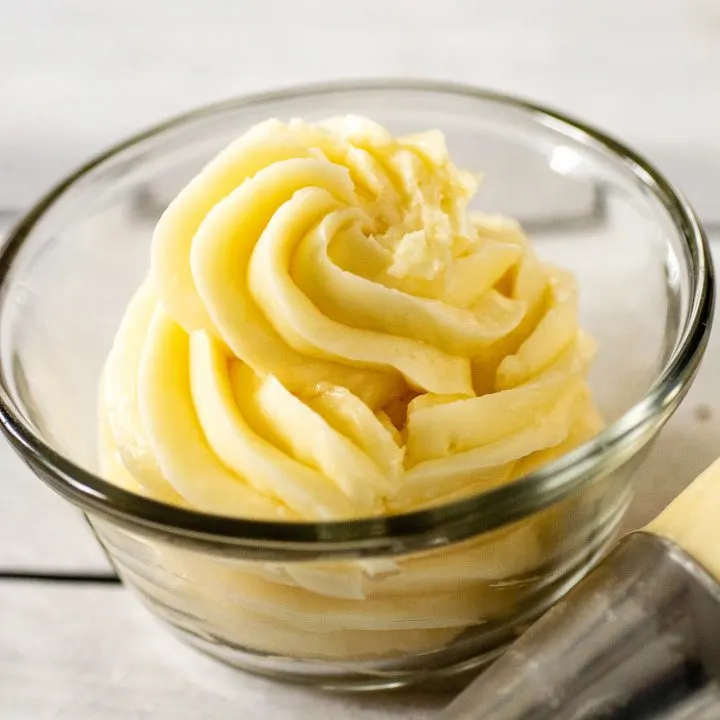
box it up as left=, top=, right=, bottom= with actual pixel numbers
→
left=97, top=117, right=604, bottom=659
left=100, top=116, right=600, bottom=521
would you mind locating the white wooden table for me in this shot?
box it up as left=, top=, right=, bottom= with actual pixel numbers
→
left=1, top=1, right=720, bottom=717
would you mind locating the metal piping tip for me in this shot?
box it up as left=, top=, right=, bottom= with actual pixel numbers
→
left=441, top=532, right=720, bottom=719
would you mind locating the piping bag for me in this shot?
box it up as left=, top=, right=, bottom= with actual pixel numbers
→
left=441, top=457, right=720, bottom=719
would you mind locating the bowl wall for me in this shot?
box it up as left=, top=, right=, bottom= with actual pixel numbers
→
left=0, top=83, right=707, bottom=688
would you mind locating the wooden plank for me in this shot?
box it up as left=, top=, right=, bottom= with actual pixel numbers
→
left=0, top=584, right=441, bottom=719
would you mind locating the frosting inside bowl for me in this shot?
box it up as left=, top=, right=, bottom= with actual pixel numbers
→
left=99, top=116, right=601, bottom=519
left=97, top=116, right=603, bottom=659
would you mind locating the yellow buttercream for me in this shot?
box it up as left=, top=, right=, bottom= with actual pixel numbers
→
left=97, top=116, right=603, bottom=659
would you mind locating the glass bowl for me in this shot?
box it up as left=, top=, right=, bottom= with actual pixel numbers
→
left=0, top=81, right=712, bottom=691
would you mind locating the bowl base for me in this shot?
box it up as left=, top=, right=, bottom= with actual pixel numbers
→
left=140, top=522, right=620, bottom=692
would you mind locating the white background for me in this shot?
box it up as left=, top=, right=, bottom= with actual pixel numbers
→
left=1, top=1, right=720, bottom=717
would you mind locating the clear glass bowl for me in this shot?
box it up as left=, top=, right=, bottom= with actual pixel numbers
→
left=0, top=81, right=712, bottom=690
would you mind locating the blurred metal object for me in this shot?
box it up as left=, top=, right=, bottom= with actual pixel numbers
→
left=441, top=532, right=720, bottom=719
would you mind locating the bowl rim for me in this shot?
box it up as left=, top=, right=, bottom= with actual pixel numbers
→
left=0, top=78, right=713, bottom=559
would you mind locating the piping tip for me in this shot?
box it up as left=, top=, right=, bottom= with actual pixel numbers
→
left=441, top=532, right=720, bottom=719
